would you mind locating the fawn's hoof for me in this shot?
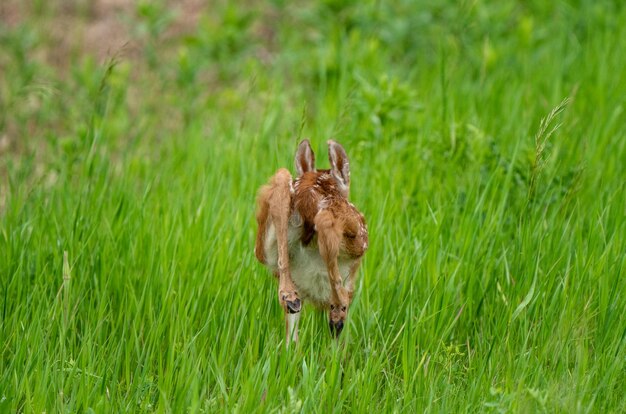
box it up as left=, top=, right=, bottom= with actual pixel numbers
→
left=328, top=303, right=347, bottom=337
left=329, top=319, right=344, bottom=337
left=285, top=298, right=301, bottom=314
left=280, top=291, right=301, bottom=314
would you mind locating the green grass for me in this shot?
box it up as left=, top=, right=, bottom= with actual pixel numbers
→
left=2, top=0, right=626, bottom=412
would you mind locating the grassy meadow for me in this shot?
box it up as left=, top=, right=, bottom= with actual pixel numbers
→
left=1, top=0, right=625, bottom=412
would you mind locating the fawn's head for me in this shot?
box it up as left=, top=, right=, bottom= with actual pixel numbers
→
left=293, top=140, right=368, bottom=257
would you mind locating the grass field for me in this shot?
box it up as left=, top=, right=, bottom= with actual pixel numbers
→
left=1, top=0, right=626, bottom=412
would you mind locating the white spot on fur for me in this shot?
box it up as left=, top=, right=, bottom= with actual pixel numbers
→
left=318, top=197, right=329, bottom=210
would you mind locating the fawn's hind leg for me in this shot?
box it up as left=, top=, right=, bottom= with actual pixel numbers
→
left=256, top=168, right=302, bottom=343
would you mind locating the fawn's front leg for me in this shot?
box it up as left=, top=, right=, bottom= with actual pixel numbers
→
left=315, top=210, right=349, bottom=337
left=327, top=259, right=349, bottom=337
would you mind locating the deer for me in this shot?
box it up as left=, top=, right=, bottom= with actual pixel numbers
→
left=254, top=139, right=369, bottom=345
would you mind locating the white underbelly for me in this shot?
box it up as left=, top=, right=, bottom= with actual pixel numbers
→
left=263, top=221, right=350, bottom=304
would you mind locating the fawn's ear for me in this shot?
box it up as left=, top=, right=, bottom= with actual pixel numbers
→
left=295, top=139, right=316, bottom=176
left=328, top=140, right=350, bottom=195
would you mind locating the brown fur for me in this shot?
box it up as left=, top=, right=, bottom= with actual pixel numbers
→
left=255, top=139, right=368, bottom=344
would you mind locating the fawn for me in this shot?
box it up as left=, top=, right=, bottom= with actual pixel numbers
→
left=255, top=139, right=368, bottom=344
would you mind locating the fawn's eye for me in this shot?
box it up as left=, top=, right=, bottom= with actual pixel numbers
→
left=344, top=232, right=356, bottom=239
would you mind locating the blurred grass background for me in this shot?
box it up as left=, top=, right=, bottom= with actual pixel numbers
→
left=1, top=0, right=625, bottom=412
